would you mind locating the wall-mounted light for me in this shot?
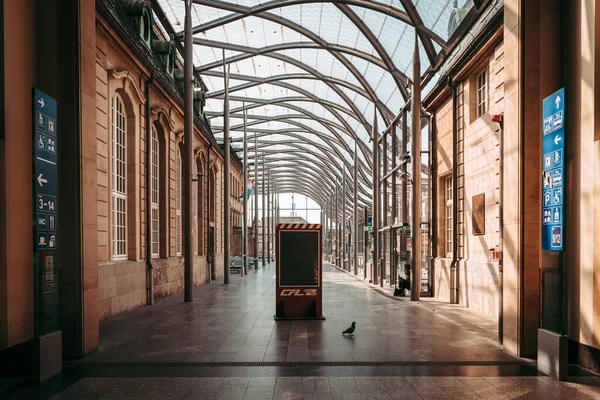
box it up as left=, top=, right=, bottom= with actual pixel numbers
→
left=192, top=173, right=204, bottom=182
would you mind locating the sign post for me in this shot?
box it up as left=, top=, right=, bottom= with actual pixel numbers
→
left=541, top=88, right=565, bottom=250
left=32, top=88, right=61, bottom=382
left=538, top=87, right=568, bottom=381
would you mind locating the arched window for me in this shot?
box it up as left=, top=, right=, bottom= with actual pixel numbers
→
left=151, top=128, right=159, bottom=258
left=112, top=94, right=127, bottom=260
left=176, top=147, right=182, bottom=256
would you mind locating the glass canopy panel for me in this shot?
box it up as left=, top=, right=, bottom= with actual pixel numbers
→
left=202, top=76, right=250, bottom=94
left=270, top=4, right=377, bottom=56
left=417, top=0, right=475, bottom=41
left=275, top=48, right=361, bottom=88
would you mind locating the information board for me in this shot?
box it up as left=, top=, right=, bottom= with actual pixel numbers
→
left=541, top=88, right=565, bottom=251
left=275, top=223, right=324, bottom=320
left=279, top=231, right=319, bottom=286
left=33, top=88, right=58, bottom=251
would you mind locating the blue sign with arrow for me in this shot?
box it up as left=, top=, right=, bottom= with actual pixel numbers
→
left=541, top=88, right=565, bottom=250
left=33, top=88, right=58, bottom=251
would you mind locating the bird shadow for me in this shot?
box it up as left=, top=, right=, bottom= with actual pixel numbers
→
left=342, top=335, right=355, bottom=341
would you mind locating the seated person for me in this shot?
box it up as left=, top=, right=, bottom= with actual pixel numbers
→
left=397, top=264, right=411, bottom=296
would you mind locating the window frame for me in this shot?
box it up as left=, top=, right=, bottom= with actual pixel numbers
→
left=476, top=67, right=488, bottom=118
left=176, top=147, right=182, bottom=256
left=151, top=127, right=160, bottom=258
left=444, top=174, right=453, bottom=258
left=112, top=94, right=128, bottom=260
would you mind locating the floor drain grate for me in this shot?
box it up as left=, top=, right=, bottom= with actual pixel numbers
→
left=73, top=360, right=537, bottom=368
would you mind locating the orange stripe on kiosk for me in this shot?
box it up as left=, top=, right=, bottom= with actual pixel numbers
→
left=275, top=223, right=325, bottom=320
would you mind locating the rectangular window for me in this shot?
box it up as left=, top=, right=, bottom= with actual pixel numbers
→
left=477, top=68, right=488, bottom=118
left=176, top=149, right=182, bottom=256
left=112, top=95, right=127, bottom=260
left=151, top=129, right=159, bottom=258
left=445, top=175, right=453, bottom=258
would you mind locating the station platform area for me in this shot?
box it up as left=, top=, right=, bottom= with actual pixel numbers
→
left=88, top=263, right=514, bottom=364
left=4, top=264, right=599, bottom=399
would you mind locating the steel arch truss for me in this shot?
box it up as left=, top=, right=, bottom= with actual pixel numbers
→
left=154, top=0, right=465, bottom=213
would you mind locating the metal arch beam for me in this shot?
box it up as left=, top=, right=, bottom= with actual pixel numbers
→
left=336, top=4, right=409, bottom=94
left=397, top=0, right=437, bottom=65
left=232, top=126, right=372, bottom=167
left=194, top=39, right=402, bottom=81
left=267, top=166, right=371, bottom=208
left=210, top=95, right=363, bottom=126
left=218, top=113, right=346, bottom=140
left=205, top=69, right=370, bottom=111
left=247, top=139, right=372, bottom=189
left=266, top=173, right=366, bottom=212
left=231, top=126, right=371, bottom=168
left=194, top=11, right=396, bottom=122
left=251, top=140, right=346, bottom=178
left=269, top=173, right=359, bottom=214
left=222, top=116, right=376, bottom=185
left=214, top=115, right=369, bottom=167
left=249, top=152, right=351, bottom=196
left=239, top=132, right=372, bottom=186
left=235, top=129, right=371, bottom=176
left=204, top=73, right=372, bottom=132
left=205, top=74, right=372, bottom=135
left=251, top=156, right=372, bottom=203
left=187, top=0, right=441, bottom=44
left=224, top=99, right=365, bottom=153
left=254, top=164, right=341, bottom=204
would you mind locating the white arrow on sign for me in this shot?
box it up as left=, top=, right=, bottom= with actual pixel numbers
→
left=555, top=96, right=561, bottom=108
left=38, top=98, right=45, bottom=108
left=554, top=135, right=562, bottom=145
left=37, top=173, right=48, bottom=187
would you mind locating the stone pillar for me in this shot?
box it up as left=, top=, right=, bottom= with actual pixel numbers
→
left=503, top=0, right=541, bottom=357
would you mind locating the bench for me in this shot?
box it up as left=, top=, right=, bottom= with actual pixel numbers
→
left=230, top=256, right=243, bottom=273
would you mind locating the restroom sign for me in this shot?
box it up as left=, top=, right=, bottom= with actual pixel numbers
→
left=541, top=88, right=565, bottom=251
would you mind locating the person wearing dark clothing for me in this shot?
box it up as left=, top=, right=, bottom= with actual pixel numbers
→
left=397, top=264, right=411, bottom=296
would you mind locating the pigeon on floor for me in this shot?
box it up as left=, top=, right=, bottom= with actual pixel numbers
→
left=342, top=321, right=356, bottom=336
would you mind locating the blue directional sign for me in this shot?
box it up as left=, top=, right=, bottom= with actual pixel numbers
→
left=33, top=88, right=58, bottom=251
left=541, top=88, right=565, bottom=250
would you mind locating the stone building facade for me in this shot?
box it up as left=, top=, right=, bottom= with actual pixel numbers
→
left=426, top=28, right=505, bottom=319
left=94, top=0, right=244, bottom=321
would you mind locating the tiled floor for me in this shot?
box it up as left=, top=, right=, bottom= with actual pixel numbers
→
left=87, top=263, right=518, bottom=364
left=5, top=264, right=600, bottom=399
left=46, top=375, right=600, bottom=399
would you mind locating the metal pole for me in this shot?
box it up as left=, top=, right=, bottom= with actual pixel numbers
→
left=410, top=31, right=422, bottom=301
left=364, top=205, right=368, bottom=279
left=402, top=112, right=408, bottom=225
left=335, top=185, right=339, bottom=267
left=243, top=103, right=248, bottom=275
left=254, top=134, right=258, bottom=269
left=262, top=155, right=266, bottom=266
left=183, top=0, right=194, bottom=302
left=267, top=167, right=270, bottom=264
left=391, top=124, right=398, bottom=286
left=343, top=171, right=347, bottom=271
left=382, top=128, right=388, bottom=287
left=372, top=108, right=379, bottom=285
left=223, top=52, right=231, bottom=285
left=354, top=141, right=358, bottom=275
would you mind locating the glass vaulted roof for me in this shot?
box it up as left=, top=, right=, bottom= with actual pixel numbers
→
left=156, top=0, right=475, bottom=206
